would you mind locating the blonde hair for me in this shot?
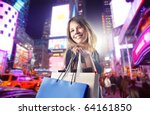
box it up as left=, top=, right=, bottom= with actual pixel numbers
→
left=66, top=16, right=97, bottom=52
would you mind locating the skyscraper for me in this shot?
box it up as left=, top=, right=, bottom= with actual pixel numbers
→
left=101, top=0, right=113, bottom=56
left=1, top=0, right=34, bottom=69
left=3, top=0, right=30, bottom=28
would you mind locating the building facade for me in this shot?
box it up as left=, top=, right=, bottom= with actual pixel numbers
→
left=1, top=0, right=34, bottom=71
left=34, top=39, right=49, bottom=69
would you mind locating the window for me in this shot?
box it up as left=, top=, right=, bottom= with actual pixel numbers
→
left=12, top=76, right=18, bottom=81
left=0, top=30, right=4, bottom=34
left=0, top=3, right=3, bottom=7
left=8, top=7, right=11, bottom=11
left=9, top=19, right=12, bottom=23
left=0, top=15, right=3, bottom=19
left=5, top=11, right=8, bottom=15
left=4, top=24, right=7, bottom=28
left=8, top=33, right=11, bottom=37
left=0, top=75, right=9, bottom=81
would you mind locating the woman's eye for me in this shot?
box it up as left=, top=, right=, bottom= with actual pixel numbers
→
left=70, top=30, right=74, bottom=33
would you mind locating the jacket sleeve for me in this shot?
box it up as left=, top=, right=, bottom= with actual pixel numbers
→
left=65, top=49, right=72, bottom=68
left=92, top=51, right=102, bottom=74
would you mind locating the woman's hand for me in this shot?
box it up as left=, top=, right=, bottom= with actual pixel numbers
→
left=71, top=44, right=91, bottom=57
left=71, top=46, right=82, bottom=55
left=71, top=45, right=93, bottom=70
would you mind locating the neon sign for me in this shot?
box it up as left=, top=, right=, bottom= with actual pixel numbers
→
left=132, top=26, right=150, bottom=64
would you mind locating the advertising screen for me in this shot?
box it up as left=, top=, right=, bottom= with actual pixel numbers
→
left=0, top=50, right=7, bottom=73
left=48, top=38, right=67, bottom=50
left=110, top=0, right=131, bottom=28
left=13, top=44, right=28, bottom=69
left=132, top=26, right=150, bottom=65
left=50, top=4, right=70, bottom=37
left=49, top=55, right=65, bottom=71
left=134, top=8, right=150, bottom=38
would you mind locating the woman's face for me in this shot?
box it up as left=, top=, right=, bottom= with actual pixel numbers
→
left=69, top=21, right=88, bottom=44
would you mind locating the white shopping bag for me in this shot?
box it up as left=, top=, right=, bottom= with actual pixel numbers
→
left=51, top=53, right=100, bottom=98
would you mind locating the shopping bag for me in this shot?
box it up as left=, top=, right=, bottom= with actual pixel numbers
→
left=51, top=53, right=100, bottom=98
left=51, top=72, right=99, bottom=98
left=36, top=77, right=89, bottom=98
left=36, top=55, right=89, bottom=98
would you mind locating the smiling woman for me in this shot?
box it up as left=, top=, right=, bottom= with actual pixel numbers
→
left=64, top=16, right=102, bottom=74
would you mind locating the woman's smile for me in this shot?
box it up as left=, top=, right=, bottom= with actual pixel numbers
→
left=70, top=21, right=87, bottom=44
left=74, top=34, right=83, bottom=39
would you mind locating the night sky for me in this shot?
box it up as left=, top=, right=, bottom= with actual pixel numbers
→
left=26, top=0, right=103, bottom=39
left=26, top=0, right=52, bottom=39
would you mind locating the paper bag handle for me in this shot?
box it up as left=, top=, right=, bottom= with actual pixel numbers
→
left=76, top=52, right=97, bottom=73
left=57, top=55, right=76, bottom=81
left=73, top=52, right=97, bottom=82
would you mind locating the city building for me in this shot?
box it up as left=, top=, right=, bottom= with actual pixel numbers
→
left=3, top=0, right=29, bottom=28
left=42, top=19, right=50, bottom=39
left=101, top=0, right=114, bottom=73
left=1, top=0, right=34, bottom=71
left=0, top=1, right=18, bottom=72
left=34, top=39, right=49, bottom=69
left=114, top=0, right=150, bottom=78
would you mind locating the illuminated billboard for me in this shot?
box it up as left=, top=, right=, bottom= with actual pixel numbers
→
left=110, top=0, right=131, bottom=28
left=48, top=38, right=67, bottom=50
left=50, top=4, right=70, bottom=37
left=134, top=8, right=150, bottom=38
left=132, top=26, right=150, bottom=65
left=13, top=44, right=29, bottom=69
left=49, top=55, right=65, bottom=71
left=0, top=50, right=7, bottom=73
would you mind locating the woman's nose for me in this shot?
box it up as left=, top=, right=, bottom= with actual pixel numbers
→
left=75, top=28, right=79, bottom=34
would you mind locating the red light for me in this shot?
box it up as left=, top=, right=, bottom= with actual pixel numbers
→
left=7, top=82, right=12, bottom=86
